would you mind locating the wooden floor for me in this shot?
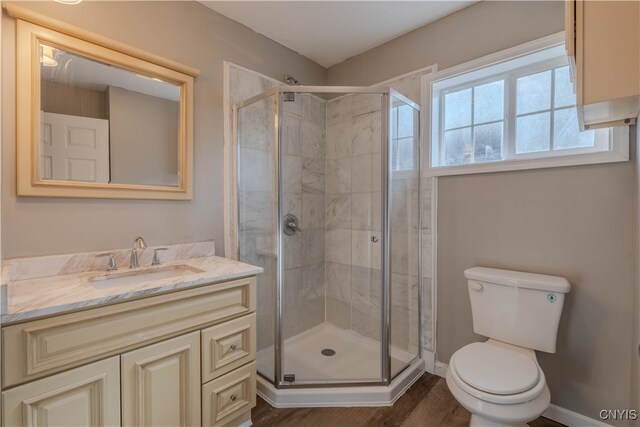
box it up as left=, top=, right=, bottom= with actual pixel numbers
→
left=251, top=373, right=565, bottom=427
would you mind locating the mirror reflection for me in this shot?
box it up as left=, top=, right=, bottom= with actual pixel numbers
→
left=39, top=44, right=181, bottom=187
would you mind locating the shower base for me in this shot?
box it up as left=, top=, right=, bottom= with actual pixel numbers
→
left=256, top=323, right=424, bottom=407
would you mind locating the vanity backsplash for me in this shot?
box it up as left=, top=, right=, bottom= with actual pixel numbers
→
left=2, top=241, right=216, bottom=283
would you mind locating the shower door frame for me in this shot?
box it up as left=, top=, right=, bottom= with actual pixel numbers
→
left=235, top=86, right=422, bottom=389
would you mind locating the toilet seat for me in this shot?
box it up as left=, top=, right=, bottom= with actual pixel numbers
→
left=449, top=342, right=547, bottom=405
left=454, top=342, right=539, bottom=395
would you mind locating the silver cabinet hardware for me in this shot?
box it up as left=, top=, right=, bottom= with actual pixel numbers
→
left=95, top=253, right=117, bottom=271
left=230, top=394, right=237, bottom=402
left=151, top=247, right=169, bottom=266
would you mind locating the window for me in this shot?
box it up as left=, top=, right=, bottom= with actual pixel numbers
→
left=426, top=35, right=628, bottom=175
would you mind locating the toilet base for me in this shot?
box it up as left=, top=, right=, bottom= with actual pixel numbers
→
left=470, top=414, right=528, bottom=427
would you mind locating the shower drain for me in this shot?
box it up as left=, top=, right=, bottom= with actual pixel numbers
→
left=321, top=348, right=336, bottom=356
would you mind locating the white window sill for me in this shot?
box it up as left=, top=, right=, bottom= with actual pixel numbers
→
left=425, top=128, right=629, bottom=177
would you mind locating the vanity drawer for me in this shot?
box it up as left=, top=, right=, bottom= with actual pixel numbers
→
left=202, top=362, right=256, bottom=427
left=3, top=276, right=256, bottom=388
left=202, top=313, right=256, bottom=383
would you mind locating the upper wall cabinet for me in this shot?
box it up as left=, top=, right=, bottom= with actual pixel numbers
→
left=5, top=3, right=200, bottom=200
left=565, top=0, right=640, bottom=130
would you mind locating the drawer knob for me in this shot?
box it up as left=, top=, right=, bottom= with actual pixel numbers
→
left=230, top=394, right=237, bottom=402
left=230, top=344, right=238, bottom=351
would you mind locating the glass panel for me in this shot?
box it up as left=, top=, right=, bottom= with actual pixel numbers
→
left=444, top=88, right=472, bottom=130
left=473, top=122, right=503, bottom=162
left=474, top=80, right=504, bottom=124
left=554, top=107, right=595, bottom=149
left=444, top=127, right=472, bottom=165
left=516, top=70, right=552, bottom=114
left=554, top=66, right=575, bottom=109
left=237, top=95, right=278, bottom=382
left=516, top=112, right=551, bottom=153
left=390, top=96, right=420, bottom=379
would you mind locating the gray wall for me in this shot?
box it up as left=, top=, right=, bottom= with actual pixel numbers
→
left=108, top=86, right=179, bottom=186
left=327, top=1, right=565, bottom=86
left=1, top=1, right=326, bottom=258
left=327, top=0, right=636, bottom=421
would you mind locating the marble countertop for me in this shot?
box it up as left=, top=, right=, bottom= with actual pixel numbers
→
left=1, top=256, right=263, bottom=325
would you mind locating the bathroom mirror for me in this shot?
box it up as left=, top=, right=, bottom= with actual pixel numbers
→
left=11, top=6, right=200, bottom=199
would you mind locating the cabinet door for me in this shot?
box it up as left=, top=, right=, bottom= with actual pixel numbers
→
left=121, top=331, right=201, bottom=427
left=2, top=356, right=120, bottom=427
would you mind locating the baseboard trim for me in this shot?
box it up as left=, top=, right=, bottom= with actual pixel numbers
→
left=542, top=404, right=611, bottom=427
left=434, top=360, right=448, bottom=378
left=432, top=360, right=611, bottom=427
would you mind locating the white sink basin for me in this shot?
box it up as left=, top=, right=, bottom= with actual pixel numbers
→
left=90, top=265, right=204, bottom=290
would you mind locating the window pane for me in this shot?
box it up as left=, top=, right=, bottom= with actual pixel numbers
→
left=554, top=66, right=575, bottom=108
left=444, top=127, right=472, bottom=165
left=474, top=80, right=504, bottom=124
left=517, top=70, right=552, bottom=114
left=554, top=107, right=595, bottom=149
left=444, top=88, right=471, bottom=130
left=398, top=105, right=414, bottom=138
left=474, top=122, right=503, bottom=162
left=516, top=112, right=550, bottom=153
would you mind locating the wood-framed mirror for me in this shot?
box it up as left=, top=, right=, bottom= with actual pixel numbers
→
left=7, top=4, right=200, bottom=200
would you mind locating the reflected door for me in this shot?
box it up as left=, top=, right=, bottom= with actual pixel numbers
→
left=41, top=112, right=109, bottom=182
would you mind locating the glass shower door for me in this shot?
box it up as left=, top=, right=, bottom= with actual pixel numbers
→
left=279, top=92, right=386, bottom=386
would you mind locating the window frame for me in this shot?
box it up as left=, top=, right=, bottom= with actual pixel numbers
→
left=423, top=32, right=629, bottom=177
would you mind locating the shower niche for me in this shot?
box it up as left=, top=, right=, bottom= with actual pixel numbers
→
left=235, top=87, right=422, bottom=399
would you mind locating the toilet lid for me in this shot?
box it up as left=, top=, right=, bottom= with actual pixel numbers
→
left=453, top=342, right=540, bottom=395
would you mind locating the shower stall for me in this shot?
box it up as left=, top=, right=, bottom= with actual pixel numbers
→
left=235, top=86, right=422, bottom=405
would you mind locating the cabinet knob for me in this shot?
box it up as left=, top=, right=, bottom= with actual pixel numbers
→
left=230, top=394, right=237, bottom=402
left=230, top=344, right=238, bottom=351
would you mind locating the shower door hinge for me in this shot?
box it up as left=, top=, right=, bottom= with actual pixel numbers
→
left=283, top=92, right=295, bottom=102
left=283, top=374, right=296, bottom=382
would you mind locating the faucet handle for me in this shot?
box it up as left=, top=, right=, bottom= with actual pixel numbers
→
left=95, top=253, right=117, bottom=271
left=151, top=248, right=169, bottom=266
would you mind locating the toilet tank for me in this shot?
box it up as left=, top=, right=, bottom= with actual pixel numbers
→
left=464, top=267, right=570, bottom=353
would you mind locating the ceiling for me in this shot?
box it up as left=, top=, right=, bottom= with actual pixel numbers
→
left=199, top=1, right=477, bottom=68
left=42, top=46, right=180, bottom=101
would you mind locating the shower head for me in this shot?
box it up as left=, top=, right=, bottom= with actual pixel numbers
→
left=284, top=74, right=299, bottom=85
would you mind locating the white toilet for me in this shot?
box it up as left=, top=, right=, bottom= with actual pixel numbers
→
left=446, top=267, right=570, bottom=427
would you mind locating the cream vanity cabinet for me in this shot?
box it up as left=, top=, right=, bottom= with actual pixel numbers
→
left=2, top=276, right=257, bottom=427
left=565, top=0, right=640, bottom=129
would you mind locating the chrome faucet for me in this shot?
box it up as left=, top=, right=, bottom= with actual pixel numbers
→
left=129, top=236, right=147, bottom=268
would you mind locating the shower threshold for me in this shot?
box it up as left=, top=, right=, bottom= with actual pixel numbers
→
left=256, top=323, right=425, bottom=407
